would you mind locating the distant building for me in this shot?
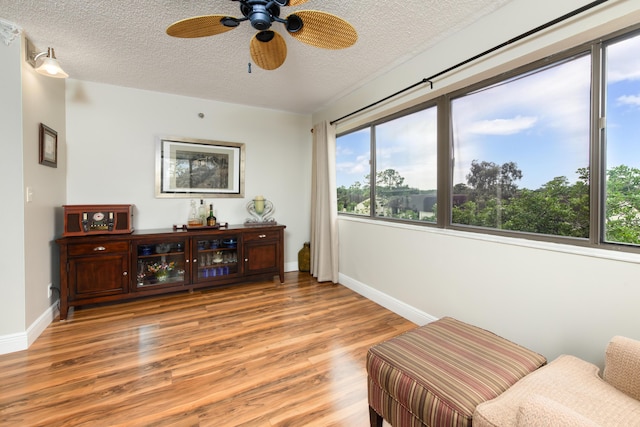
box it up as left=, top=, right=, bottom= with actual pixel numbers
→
left=356, top=194, right=438, bottom=219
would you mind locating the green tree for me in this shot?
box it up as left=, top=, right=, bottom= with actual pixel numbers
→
left=605, top=165, right=640, bottom=244
left=376, top=169, right=405, bottom=188
left=453, top=183, right=471, bottom=196
left=502, top=175, right=589, bottom=237
left=452, top=200, right=479, bottom=225
left=371, top=169, right=413, bottom=216
left=337, top=179, right=371, bottom=214
left=466, top=160, right=523, bottom=202
left=454, top=160, right=523, bottom=227
left=454, top=160, right=591, bottom=237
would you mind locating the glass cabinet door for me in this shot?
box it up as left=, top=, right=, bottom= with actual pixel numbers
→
left=192, top=234, right=240, bottom=282
left=134, top=238, right=187, bottom=289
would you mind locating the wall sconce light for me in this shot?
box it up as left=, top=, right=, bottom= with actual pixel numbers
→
left=34, top=47, right=69, bottom=78
left=26, top=38, right=69, bottom=79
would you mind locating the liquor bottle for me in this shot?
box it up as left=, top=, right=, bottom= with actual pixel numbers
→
left=198, top=199, right=206, bottom=225
left=207, top=204, right=217, bottom=226
left=188, top=199, right=200, bottom=227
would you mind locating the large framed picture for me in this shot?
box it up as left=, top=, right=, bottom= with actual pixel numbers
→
left=155, top=136, right=245, bottom=198
left=39, top=123, right=57, bottom=168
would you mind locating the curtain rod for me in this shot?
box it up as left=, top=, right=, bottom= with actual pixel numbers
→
left=330, top=0, right=609, bottom=126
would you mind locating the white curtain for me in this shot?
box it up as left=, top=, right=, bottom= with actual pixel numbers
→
left=310, top=120, right=339, bottom=283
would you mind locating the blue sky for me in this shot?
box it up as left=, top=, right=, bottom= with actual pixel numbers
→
left=336, top=128, right=370, bottom=188
left=605, top=33, right=640, bottom=172
left=451, top=54, right=592, bottom=189
left=337, top=32, right=640, bottom=192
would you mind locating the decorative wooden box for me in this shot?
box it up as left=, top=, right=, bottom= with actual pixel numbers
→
left=63, top=204, right=134, bottom=236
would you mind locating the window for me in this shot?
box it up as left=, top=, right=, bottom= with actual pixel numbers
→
left=336, top=106, right=438, bottom=222
left=336, top=25, right=640, bottom=252
left=336, top=128, right=371, bottom=215
left=451, top=55, right=591, bottom=237
left=603, top=32, right=640, bottom=246
left=375, top=107, right=438, bottom=221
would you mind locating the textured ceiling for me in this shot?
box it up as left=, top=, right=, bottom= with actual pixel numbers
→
left=1, top=0, right=512, bottom=114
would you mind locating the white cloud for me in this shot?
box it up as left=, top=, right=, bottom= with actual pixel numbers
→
left=336, top=145, right=354, bottom=156
left=607, top=35, right=640, bottom=83
left=336, top=153, right=369, bottom=179
left=469, top=115, right=538, bottom=135
left=618, top=94, right=640, bottom=107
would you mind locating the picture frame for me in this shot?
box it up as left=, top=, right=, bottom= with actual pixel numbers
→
left=39, top=123, right=57, bottom=168
left=155, top=136, right=245, bottom=198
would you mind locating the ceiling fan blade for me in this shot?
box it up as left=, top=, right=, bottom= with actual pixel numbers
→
left=166, top=15, right=236, bottom=38
left=250, top=31, right=287, bottom=70
left=286, top=10, right=357, bottom=49
left=273, top=0, right=309, bottom=5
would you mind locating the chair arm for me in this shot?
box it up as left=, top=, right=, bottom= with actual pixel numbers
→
left=603, top=335, right=640, bottom=401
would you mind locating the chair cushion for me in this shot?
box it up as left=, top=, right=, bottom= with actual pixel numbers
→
left=473, top=355, right=640, bottom=427
left=367, top=317, right=546, bottom=427
left=603, top=335, right=640, bottom=401
left=516, top=395, right=600, bottom=427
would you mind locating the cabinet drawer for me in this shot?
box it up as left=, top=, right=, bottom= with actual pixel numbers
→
left=243, top=230, right=280, bottom=242
left=68, top=241, right=129, bottom=256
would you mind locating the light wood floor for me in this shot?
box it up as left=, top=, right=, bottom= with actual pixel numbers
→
left=0, top=272, right=415, bottom=427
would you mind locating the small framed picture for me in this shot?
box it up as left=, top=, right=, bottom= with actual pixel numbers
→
left=39, top=123, right=57, bottom=168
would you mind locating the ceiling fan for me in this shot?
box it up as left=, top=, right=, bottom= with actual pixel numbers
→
left=166, top=0, right=357, bottom=70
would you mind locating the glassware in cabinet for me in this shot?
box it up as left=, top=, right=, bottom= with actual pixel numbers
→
left=134, top=238, right=187, bottom=288
left=192, top=235, right=240, bottom=281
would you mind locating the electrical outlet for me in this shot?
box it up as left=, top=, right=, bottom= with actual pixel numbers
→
left=47, top=283, right=53, bottom=298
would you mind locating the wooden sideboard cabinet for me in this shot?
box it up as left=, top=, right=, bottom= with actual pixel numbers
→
left=243, top=228, right=283, bottom=278
left=56, top=224, right=285, bottom=320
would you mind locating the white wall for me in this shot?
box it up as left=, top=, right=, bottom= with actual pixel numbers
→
left=22, top=41, right=67, bottom=330
left=314, top=0, right=640, bottom=366
left=0, top=33, right=26, bottom=339
left=65, top=81, right=312, bottom=270
left=0, top=34, right=66, bottom=354
left=338, top=219, right=640, bottom=365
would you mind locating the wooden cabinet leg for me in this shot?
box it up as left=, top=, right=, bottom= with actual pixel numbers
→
left=59, top=301, right=68, bottom=320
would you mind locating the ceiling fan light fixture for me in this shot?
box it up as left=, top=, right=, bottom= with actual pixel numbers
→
left=221, top=16, right=240, bottom=27
left=249, top=10, right=272, bottom=31
left=285, top=14, right=303, bottom=33
left=246, top=2, right=281, bottom=31
left=256, top=30, right=275, bottom=43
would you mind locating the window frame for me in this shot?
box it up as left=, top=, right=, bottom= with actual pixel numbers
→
left=337, top=101, right=440, bottom=226
left=336, top=23, right=640, bottom=255
left=598, top=28, right=640, bottom=249
left=444, top=46, right=594, bottom=245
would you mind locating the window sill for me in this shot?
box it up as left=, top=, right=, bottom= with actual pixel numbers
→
left=338, top=215, right=640, bottom=265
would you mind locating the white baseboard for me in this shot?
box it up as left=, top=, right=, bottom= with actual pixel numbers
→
left=338, top=273, right=437, bottom=326
left=284, top=262, right=298, bottom=273
left=0, top=331, right=28, bottom=355
left=0, top=300, right=59, bottom=355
